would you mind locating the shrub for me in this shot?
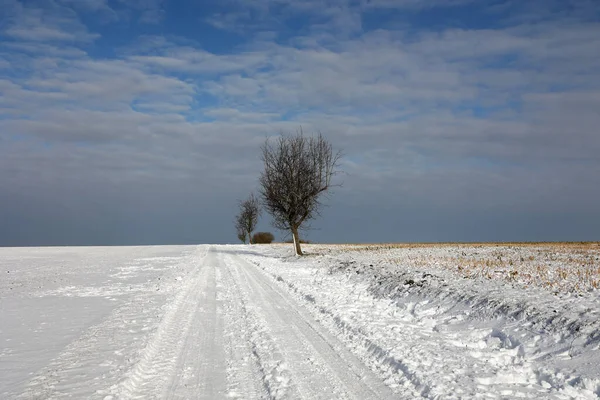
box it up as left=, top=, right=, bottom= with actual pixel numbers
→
left=252, top=232, right=275, bottom=244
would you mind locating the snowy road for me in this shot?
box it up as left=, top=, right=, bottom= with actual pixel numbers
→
left=1, top=246, right=395, bottom=399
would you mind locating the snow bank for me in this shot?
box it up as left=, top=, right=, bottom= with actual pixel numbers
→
left=249, top=243, right=600, bottom=399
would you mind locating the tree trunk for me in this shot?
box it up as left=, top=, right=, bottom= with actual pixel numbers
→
left=248, top=231, right=253, bottom=244
left=291, top=226, right=303, bottom=255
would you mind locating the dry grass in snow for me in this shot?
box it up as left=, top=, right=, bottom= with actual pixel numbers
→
left=310, top=242, right=600, bottom=294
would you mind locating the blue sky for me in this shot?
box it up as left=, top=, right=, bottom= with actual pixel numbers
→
left=1, top=0, right=599, bottom=245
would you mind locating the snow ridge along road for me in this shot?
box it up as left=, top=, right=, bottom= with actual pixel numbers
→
left=1, top=246, right=397, bottom=399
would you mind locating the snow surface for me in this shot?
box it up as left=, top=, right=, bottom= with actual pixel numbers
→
left=1, top=244, right=599, bottom=399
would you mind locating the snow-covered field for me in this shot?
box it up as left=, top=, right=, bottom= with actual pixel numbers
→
left=1, top=244, right=599, bottom=399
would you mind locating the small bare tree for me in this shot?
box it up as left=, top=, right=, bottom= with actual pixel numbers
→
left=235, top=218, right=247, bottom=244
left=236, top=193, right=261, bottom=244
left=259, top=131, right=341, bottom=255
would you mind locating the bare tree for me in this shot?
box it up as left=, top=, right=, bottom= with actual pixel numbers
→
left=236, top=193, right=261, bottom=244
left=259, top=130, right=341, bottom=255
left=235, top=218, right=247, bottom=244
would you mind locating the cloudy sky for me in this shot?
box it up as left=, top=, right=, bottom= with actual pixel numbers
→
left=1, top=0, right=599, bottom=246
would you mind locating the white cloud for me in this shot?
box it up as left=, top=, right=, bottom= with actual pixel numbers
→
left=205, top=0, right=477, bottom=36
left=128, top=49, right=267, bottom=74
left=57, top=0, right=111, bottom=11
left=2, top=41, right=88, bottom=57
left=117, top=0, right=166, bottom=23
left=2, top=1, right=99, bottom=42
left=204, top=107, right=280, bottom=121
left=2, top=0, right=600, bottom=231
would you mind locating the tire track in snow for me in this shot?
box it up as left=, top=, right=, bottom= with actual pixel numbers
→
left=163, top=248, right=229, bottom=400
left=110, top=247, right=227, bottom=400
left=225, top=251, right=398, bottom=400
left=219, top=251, right=287, bottom=399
